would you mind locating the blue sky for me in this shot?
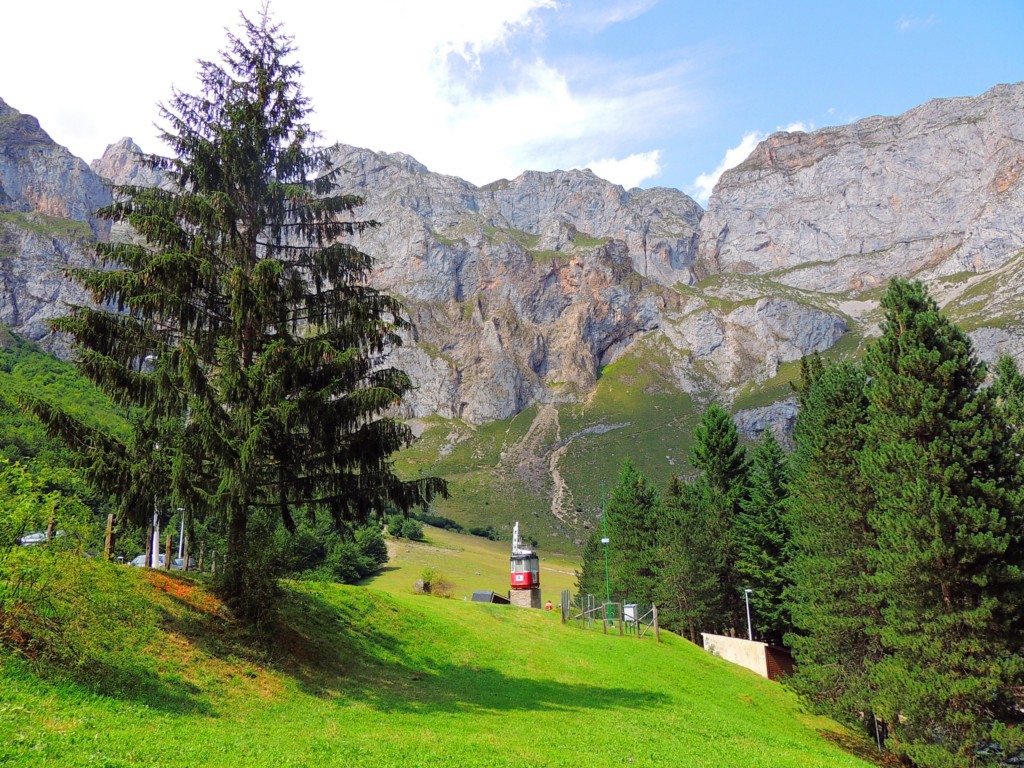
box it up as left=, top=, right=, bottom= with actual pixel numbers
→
left=3, top=1, right=1022, bottom=205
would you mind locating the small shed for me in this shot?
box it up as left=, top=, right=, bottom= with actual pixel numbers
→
left=471, top=590, right=510, bottom=605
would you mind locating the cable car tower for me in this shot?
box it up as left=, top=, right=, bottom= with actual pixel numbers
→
left=509, top=521, right=542, bottom=608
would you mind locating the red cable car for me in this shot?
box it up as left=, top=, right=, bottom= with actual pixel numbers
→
left=509, top=521, right=540, bottom=590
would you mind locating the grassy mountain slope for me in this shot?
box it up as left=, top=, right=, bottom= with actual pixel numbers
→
left=0, top=552, right=880, bottom=768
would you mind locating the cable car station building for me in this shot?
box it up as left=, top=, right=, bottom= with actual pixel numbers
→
left=509, top=521, right=542, bottom=609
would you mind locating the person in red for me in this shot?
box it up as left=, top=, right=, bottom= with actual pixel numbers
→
left=544, top=600, right=553, bottom=610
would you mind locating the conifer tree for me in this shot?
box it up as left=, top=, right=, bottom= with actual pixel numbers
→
left=688, top=403, right=749, bottom=628
left=689, top=403, right=748, bottom=498
left=574, top=530, right=604, bottom=599
left=861, top=279, right=1024, bottom=766
left=735, top=430, right=790, bottom=645
left=28, top=12, right=445, bottom=618
left=605, top=459, right=661, bottom=604
left=658, top=475, right=728, bottom=642
left=784, top=360, right=882, bottom=719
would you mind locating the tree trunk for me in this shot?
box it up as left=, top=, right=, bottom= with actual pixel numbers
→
left=223, top=504, right=248, bottom=606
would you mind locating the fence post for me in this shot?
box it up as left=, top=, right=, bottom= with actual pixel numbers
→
left=653, top=605, right=660, bottom=643
left=103, top=513, right=115, bottom=560
left=198, top=543, right=205, bottom=573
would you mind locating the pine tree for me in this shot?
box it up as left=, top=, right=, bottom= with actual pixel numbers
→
left=688, top=403, right=749, bottom=629
left=784, top=360, right=882, bottom=720
left=735, top=430, right=790, bottom=645
left=861, top=279, right=1024, bottom=766
left=574, top=530, right=605, bottom=600
left=689, top=403, right=748, bottom=497
left=28, top=12, right=445, bottom=618
left=658, top=475, right=728, bottom=643
left=605, top=459, right=661, bottom=605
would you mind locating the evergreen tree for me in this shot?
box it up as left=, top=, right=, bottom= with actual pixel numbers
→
left=861, top=279, right=1024, bottom=766
left=784, top=360, right=882, bottom=720
left=735, top=430, right=790, bottom=645
left=688, top=403, right=749, bottom=629
left=28, top=12, right=445, bottom=618
left=574, top=530, right=605, bottom=600
left=606, top=459, right=661, bottom=604
left=658, top=475, right=728, bottom=643
left=993, top=353, right=1024, bottom=482
left=689, top=403, right=748, bottom=497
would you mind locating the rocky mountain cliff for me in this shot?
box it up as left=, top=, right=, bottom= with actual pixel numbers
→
left=3, top=83, right=1024, bottom=543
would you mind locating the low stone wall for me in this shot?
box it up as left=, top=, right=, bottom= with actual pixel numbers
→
left=701, top=633, right=769, bottom=678
left=510, top=587, right=541, bottom=609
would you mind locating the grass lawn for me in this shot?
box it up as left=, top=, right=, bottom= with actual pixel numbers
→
left=0, top=548, right=882, bottom=768
left=365, top=526, right=580, bottom=600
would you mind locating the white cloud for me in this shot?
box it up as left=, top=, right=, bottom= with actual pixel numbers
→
left=898, top=14, right=937, bottom=32
left=689, top=132, right=762, bottom=205
left=581, top=150, right=663, bottom=188
left=689, top=121, right=814, bottom=205
left=2, top=0, right=692, bottom=188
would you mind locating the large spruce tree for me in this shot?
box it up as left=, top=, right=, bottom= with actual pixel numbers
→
left=860, top=279, right=1024, bottom=766
left=688, top=403, right=749, bottom=629
left=658, top=475, right=729, bottom=643
left=735, top=430, right=790, bottom=645
left=30, top=12, right=445, bottom=616
left=605, top=459, right=662, bottom=604
left=784, top=360, right=882, bottom=721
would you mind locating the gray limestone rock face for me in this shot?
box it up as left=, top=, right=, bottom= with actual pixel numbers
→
left=697, top=83, right=1024, bottom=294
left=0, top=98, right=111, bottom=232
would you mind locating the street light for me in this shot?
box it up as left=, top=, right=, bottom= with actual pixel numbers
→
left=744, top=588, right=753, bottom=641
left=177, top=508, right=185, bottom=559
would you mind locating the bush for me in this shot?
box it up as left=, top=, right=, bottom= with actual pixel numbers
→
left=418, top=567, right=453, bottom=598
left=469, top=525, right=501, bottom=541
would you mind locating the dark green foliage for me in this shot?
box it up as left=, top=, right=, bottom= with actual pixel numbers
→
left=468, top=525, right=501, bottom=541
left=27, top=13, right=444, bottom=619
left=412, top=509, right=464, bottom=533
left=993, top=353, right=1024, bottom=482
left=606, top=459, right=661, bottom=604
left=574, top=530, right=605, bottom=599
left=687, top=403, right=749, bottom=629
left=273, top=517, right=388, bottom=584
left=734, top=430, right=790, bottom=645
left=860, top=279, right=1024, bottom=766
left=689, top=403, right=748, bottom=498
left=785, top=361, right=881, bottom=718
left=658, top=476, right=728, bottom=643
left=386, top=514, right=424, bottom=541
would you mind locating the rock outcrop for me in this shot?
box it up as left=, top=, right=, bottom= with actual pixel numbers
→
left=0, top=99, right=111, bottom=353
left=697, top=83, right=1024, bottom=294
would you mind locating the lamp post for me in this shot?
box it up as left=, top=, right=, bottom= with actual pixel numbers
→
left=177, top=508, right=186, bottom=559
left=744, top=588, right=753, bottom=641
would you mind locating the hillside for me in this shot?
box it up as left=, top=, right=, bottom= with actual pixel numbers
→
left=0, top=558, right=881, bottom=768
left=3, top=84, right=1024, bottom=545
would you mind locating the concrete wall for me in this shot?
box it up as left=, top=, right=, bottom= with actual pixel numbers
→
left=701, top=633, right=769, bottom=678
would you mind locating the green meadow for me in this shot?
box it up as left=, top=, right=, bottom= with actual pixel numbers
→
left=0, top=528, right=880, bottom=768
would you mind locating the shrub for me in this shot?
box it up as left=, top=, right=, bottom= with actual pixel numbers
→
left=419, top=567, right=453, bottom=598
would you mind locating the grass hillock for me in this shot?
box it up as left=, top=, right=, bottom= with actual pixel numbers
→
left=0, top=548, right=881, bottom=768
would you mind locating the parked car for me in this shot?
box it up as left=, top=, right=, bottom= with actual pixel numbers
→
left=16, top=530, right=68, bottom=546
left=128, top=554, right=166, bottom=567
left=126, top=555, right=196, bottom=570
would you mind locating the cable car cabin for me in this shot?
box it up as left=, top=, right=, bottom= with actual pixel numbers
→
left=510, top=551, right=540, bottom=589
